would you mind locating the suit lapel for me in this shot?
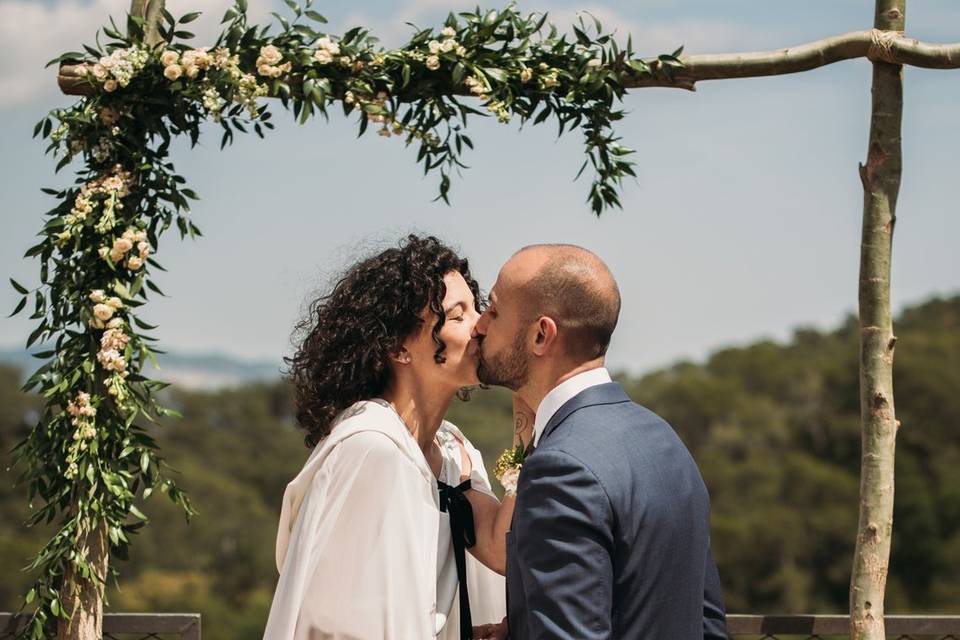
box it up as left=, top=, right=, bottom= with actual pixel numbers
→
left=538, top=382, right=632, bottom=444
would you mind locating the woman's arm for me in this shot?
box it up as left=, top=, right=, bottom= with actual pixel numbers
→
left=458, top=395, right=535, bottom=576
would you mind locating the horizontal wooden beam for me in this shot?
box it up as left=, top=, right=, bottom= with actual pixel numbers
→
left=56, top=29, right=960, bottom=98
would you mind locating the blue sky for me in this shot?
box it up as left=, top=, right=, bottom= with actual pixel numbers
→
left=1, top=0, right=958, bottom=375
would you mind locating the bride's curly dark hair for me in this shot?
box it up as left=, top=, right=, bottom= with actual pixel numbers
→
left=285, top=235, right=483, bottom=448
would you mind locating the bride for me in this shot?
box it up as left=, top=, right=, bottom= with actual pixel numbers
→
left=262, top=235, right=524, bottom=640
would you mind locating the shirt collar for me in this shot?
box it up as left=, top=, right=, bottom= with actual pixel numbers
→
left=533, top=367, right=612, bottom=446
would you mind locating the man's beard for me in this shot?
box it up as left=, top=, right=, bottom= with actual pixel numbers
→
left=476, top=331, right=529, bottom=390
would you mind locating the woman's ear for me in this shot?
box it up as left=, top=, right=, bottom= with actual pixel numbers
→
left=390, top=346, right=412, bottom=365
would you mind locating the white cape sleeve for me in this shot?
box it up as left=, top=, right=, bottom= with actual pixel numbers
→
left=263, top=431, right=439, bottom=640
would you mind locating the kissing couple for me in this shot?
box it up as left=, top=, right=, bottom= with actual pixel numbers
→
left=262, top=235, right=729, bottom=640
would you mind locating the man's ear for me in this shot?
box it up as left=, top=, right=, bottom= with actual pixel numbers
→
left=531, top=316, right=558, bottom=356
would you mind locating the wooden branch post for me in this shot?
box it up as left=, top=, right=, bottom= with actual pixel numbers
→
left=849, top=1, right=904, bottom=638
left=56, top=6, right=165, bottom=639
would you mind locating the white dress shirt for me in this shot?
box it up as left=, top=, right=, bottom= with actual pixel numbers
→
left=533, top=367, right=612, bottom=446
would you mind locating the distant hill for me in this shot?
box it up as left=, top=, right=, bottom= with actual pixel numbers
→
left=0, top=346, right=282, bottom=390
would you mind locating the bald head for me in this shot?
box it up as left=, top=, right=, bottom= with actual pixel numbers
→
left=506, top=244, right=621, bottom=362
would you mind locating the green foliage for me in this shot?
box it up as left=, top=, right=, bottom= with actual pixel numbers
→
left=3, top=295, right=958, bottom=637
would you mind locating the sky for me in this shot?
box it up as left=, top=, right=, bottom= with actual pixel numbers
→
left=1, top=0, right=958, bottom=376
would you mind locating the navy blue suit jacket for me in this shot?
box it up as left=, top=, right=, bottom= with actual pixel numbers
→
left=505, top=382, right=728, bottom=639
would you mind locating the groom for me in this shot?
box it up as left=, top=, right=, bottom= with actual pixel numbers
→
left=472, top=244, right=728, bottom=640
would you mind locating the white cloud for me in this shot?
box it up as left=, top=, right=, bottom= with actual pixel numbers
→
left=0, top=0, right=274, bottom=108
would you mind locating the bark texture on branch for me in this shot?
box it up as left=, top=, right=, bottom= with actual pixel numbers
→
left=57, top=519, right=109, bottom=640
left=56, top=29, right=960, bottom=96
left=848, top=3, right=904, bottom=640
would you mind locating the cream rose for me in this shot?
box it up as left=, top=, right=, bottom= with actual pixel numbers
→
left=106, top=297, right=123, bottom=310
left=259, top=44, right=283, bottom=65
left=185, top=65, right=200, bottom=79
left=89, top=289, right=106, bottom=303
left=103, top=79, right=118, bottom=92
left=428, top=40, right=442, bottom=54
left=441, top=39, right=456, bottom=53
left=426, top=55, right=441, bottom=71
left=160, top=50, right=179, bottom=66
left=441, top=26, right=456, bottom=38
left=163, top=64, right=183, bottom=81
left=127, top=256, right=143, bottom=270
left=93, top=304, right=114, bottom=322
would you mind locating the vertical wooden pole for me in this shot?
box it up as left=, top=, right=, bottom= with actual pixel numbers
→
left=849, top=2, right=905, bottom=638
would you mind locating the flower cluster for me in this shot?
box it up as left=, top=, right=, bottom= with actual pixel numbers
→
left=162, top=47, right=215, bottom=81
left=97, top=318, right=130, bottom=377
left=100, top=227, right=150, bottom=270
left=424, top=26, right=467, bottom=71
left=88, top=289, right=124, bottom=329
left=86, top=46, right=150, bottom=92
left=312, top=37, right=342, bottom=66
left=464, top=75, right=491, bottom=99
left=64, top=391, right=98, bottom=478
left=56, top=167, right=134, bottom=247
left=257, top=45, right=292, bottom=78
left=537, top=62, right=561, bottom=89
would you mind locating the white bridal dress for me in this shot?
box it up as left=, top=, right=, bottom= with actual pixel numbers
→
left=262, top=399, right=506, bottom=640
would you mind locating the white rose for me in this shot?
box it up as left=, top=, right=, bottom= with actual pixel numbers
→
left=103, top=79, right=118, bottom=92
left=107, top=317, right=123, bottom=329
left=160, top=50, right=179, bottom=66
left=500, top=467, right=522, bottom=495
left=313, top=49, right=333, bottom=65
left=455, top=45, right=467, bottom=57
left=93, top=304, right=114, bottom=322
left=428, top=40, right=442, bottom=54
left=441, top=26, right=456, bottom=38
left=89, top=290, right=106, bottom=303
left=441, top=39, right=456, bottom=53
left=259, top=44, right=283, bottom=65
left=426, top=55, right=441, bottom=71
left=163, top=64, right=183, bottom=81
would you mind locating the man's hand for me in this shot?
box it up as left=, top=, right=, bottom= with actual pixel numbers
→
left=473, top=617, right=508, bottom=640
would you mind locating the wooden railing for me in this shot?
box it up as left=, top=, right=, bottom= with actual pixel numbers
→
left=2, top=613, right=960, bottom=638
left=0, top=613, right=200, bottom=639
left=727, top=614, right=960, bottom=638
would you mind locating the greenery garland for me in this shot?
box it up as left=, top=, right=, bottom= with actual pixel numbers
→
left=9, top=0, right=677, bottom=634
